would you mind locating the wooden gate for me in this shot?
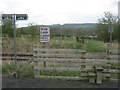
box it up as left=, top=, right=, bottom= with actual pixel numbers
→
left=33, top=44, right=119, bottom=84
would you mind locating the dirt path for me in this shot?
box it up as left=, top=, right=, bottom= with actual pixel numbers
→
left=2, top=77, right=119, bottom=88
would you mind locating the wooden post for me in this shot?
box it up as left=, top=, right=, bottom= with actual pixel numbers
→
left=81, top=49, right=87, bottom=77
left=43, top=43, right=46, bottom=67
left=95, top=66, right=103, bottom=84
left=33, top=45, right=39, bottom=78
left=81, top=36, right=84, bottom=43
left=81, top=42, right=87, bottom=77
left=76, top=36, right=79, bottom=42
left=105, top=43, right=112, bottom=79
left=106, top=43, right=112, bottom=59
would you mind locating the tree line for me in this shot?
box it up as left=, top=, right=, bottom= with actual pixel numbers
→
left=2, top=11, right=119, bottom=42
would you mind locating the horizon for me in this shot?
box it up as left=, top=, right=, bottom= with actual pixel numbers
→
left=17, top=22, right=97, bottom=28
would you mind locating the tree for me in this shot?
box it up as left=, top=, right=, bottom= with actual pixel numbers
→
left=60, top=28, right=73, bottom=36
left=27, top=23, right=38, bottom=39
left=96, top=11, right=118, bottom=42
left=2, top=20, right=14, bottom=37
left=75, top=28, right=85, bottom=37
left=50, top=27, right=59, bottom=38
left=2, top=20, right=21, bottom=37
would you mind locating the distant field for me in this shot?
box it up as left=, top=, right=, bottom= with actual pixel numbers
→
left=2, top=36, right=118, bottom=53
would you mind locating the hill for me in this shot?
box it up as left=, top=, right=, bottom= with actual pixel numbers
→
left=51, top=23, right=97, bottom=30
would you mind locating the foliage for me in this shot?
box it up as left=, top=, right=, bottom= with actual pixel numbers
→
left=50, top=26, right=60, bottom=38
left=2, top=20, right=14, bottom=37
left=96, top=11, right=118, bottom=42
left=60, top=28, right=73, bottom=36
left=75, top=28, right=85, bottom=37
left=2, top=20, right=21, bottom=37
left=85, top=39, right=106, bottom=52
left=2, top=62, right=15, bottom=75
left=27, top=23, right=38, bottom=39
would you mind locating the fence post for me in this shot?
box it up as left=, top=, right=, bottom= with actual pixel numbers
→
left=81, top=43, right=87, bottom=77
left=105, top=43, right=112, bottom=79
left=106, top=43, right=112, bottom=58
left=95, top=66, right=103, bottom=84
left=42, top=43, right=46, bottom=68
left=33, top=45, right=39, bottom=78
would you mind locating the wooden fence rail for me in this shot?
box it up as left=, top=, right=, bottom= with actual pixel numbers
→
left=1, top=53, right=119, bottom=61
left=33, top=44, right=119, bottom=84
left=1, top=46, right=119, bottom=84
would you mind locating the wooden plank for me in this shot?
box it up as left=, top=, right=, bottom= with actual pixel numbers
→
left=103, top=73, right=111, bottom=78
left=2, top=57, right=30, bottom=60
left=37, top=58, right=118, bottom=64
left=2, top=56, right=118, bottom=64
left=109, top=55, right=119, bottom=59
left=86, top=54, right=106, bottom=59
left=2, top=53, right=33, bottom=56
left=54, top=62, right=111, bottom=67
left=39, top=67, right=92, bottom=72
left=103, top=69, right=120, bottom=73
left=2, top=52, right=118, bottom=59
left=39, top=76, right=86, bottom=80
left=34, top=48, right=85, bottom=53
left=88, top=72, right=96, bottom=76
left=38, top=58, right=81, bottom=62
left=35, top=53, right=107, bottom=58
left=111, top=50, right=119, bottom=55
left=34, top=54, right=82, bottom=58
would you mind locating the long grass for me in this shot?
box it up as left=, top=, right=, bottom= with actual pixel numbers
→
left=2, top=61, right=120, bottom=79
left=3, top=36, right=118, bottom=53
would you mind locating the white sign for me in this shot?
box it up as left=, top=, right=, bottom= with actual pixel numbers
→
left=40, top=26, right=50, bottom=43
left=108, top=25, right=114, bottom=33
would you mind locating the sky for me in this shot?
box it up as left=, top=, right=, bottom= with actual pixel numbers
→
left=0, top=0, right=119, bottom=27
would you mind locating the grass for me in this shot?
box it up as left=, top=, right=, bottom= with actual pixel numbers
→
left=2, top=61, right=81, bottom=77
left=2, top=62, right=15, bottom=76
left=2, top=36, right=118, bottom=53
left=85, top=39, right=106, bottom=52
left=111, top=64, right=120, bottom=70
left=2, top=61, right=120, bottom=80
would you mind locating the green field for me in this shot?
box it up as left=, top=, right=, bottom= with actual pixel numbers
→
left=2, top=36, right=118, bottom=53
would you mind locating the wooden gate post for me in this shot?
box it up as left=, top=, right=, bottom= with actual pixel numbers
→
left=81, top=43, right=87, bottom=77
left=105, top=43, right=112, bottom=79
left=106, top=43, right=112, bottom=58
left=95, top=66, right=103, bottom=84
left=33, top=45, right=40, bottom=78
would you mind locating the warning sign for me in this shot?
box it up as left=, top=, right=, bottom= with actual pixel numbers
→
left=40, top=26, right=50, bottom=43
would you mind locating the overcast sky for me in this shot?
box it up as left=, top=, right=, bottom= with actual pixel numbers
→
left=0, top=0, right=119, bottom=27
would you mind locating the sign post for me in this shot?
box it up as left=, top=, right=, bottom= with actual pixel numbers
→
left=13, top=14, right=18, bottom=78
left=2, top=14, right=28, bottom=78
left=40, top=26, right=50, bottom=67
left=108, top=24, right=114, bottom=43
